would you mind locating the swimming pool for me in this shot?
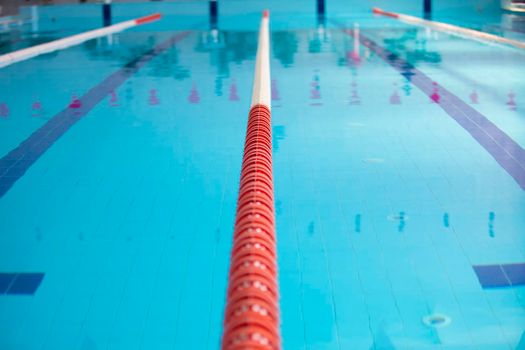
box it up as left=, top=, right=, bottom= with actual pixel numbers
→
left=0, top=1, right=524, bottom=349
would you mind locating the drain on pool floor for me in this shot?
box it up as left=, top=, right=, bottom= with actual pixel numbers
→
left=422, top=314, right=452, bottom=328
left=363, top=158, right=385, bottom=164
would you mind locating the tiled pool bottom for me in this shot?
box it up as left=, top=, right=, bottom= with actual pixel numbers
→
left=1, top=2, right=525, bottom=349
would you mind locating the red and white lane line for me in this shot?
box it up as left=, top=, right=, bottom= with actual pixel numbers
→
left=372, top=7, right=525, bottom=50
left=0, top=13, right=161, bottom=68
left=221, top=10, right=281, bottom=350
left=250, top=11, right=271, bottom=110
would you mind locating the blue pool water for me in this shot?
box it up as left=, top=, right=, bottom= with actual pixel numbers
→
left=1, top=1, right=524, bottom=349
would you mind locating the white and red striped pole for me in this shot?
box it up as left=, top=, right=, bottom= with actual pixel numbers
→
left=372, top=7, right=525, bottom=50
left=221, top=10, right=280, bottom=350
left=0, top=13, right=161, bottom=68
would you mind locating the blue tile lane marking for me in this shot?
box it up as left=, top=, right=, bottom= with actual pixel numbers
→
left=0, top=31, right=190, bottom=199
left=503, top=263, right=525, bottom=286
left=7, top=273, right=45, bottom=295
left=0, top=273, right=17, bottom=294
left=473, top=263, right=525, bottom=288
left=0, top=273, right=45, bottom=295
left=472, top=265, right=510, bottom=288
left=341, top=28, right=525, bottom=191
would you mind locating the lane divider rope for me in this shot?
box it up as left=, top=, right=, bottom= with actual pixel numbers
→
left=372, top=7, right=525, bottom=50
left=221, top=10, right=281, bottom=350
left=0, top=13, right=161, bottom=68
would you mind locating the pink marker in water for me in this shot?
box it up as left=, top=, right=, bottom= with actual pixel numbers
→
left=109, top=90, right=120, bottom=107
left=148, top=89, right=160, bottom=105
left=310, top=82, right=321, bottom=100
left=32, top=100, right=43, bottom=117
left=347, top=50, right=361, bottom=65
left=309, top=74, right=322, bottom=106
left=271, top=79, right=281, bottom=101
left=390, top=84, right=401, bottom=105
left=69, top=94, right=82, bottom=109
left=470, top=90, right=478, bottom=104
left=188, top=83, right=200, bottom=104
left=271, top=79, right=282, bottom=107
left=229, top=80, right=240, bottom=101
left=507, top=92, right=517, bottom=111
left=430, top=82, right=440, bottom=103
left=348, top=23, right=361, bottom=65
left=0, top=103, right=9, bottom=118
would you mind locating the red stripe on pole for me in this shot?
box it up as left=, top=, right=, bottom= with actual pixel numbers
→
left=372, top=7, right=399, bottom=18
left=135, top=13, right=161, bottom=25
left=221, top=104, right=280, bottom=350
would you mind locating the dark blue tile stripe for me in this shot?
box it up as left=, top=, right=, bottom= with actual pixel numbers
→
left=473, top=265, right=510, bottom=288
left=343, top=29, right=525, bottom=191
left=502, top=263, right=525, bottom=286
left=0, top=31, right=190, bottom=199
left=0, top=272, right=45, bottom=295
left=473, top=263, right=525, bottom=288
left=0, top=273, right=17, bottom=294
left=7, top=273, right=45, bottom=295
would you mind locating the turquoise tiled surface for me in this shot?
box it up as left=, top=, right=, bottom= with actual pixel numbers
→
left=1, top=1, right=525, bottom=349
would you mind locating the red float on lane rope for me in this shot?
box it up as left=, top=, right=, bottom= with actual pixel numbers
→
left=221, top=10, right=280, bottom=350
left=135, top=13, right=161, bottom=25
left=372, top=7, right=399, bottom=19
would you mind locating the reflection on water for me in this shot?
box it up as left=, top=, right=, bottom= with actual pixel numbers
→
left=273, top=125, right=286, bottom=152
left=81, top=33, right=190, bottom=81
left=308, top=221, right=315, bottom=235
left=382, top=29, right=442, bottom=67
left=149, top=50, right=190, bottom=81
left=431, top=82, right=441, bottom=104
left=310, top=71, right=323, bottom=106
left=196, top=30, right=257, bottom=74
left=443, top=213, right=450, bottom=228
left=398, top=211, right=406, bottom=233
left=390, top=83, right=401, bottom=104
left=489, top=211, right=495, bottom=238
left=0, top=103, right=9, bottom=118
left=350, top=80, right=361, bottom=105
left=507, top=91, right=517, bottom=111
left=125, top=80, right=133, bottom=103
left=402, top=78, right=413, bottom=96
left=470, top=89, right=479, bottom=104
left=485, top=13, right=525, bottom=38
left=196, top=30, right=257, bottom=96
left=6, top=25, right=517, bottom=120
left=188, top=83, right=200, bottom=104
left=271, top=79, right=282, bottom=106
left=108, top=90, right=119, bottom=107
left=148, top=89, right=160, bottom=106
left=0, top=29, right=62, bottom=55
left=228, top=79, right=240, bottom=101
left=272, top=31, right=299, bottom=67
left=65, top=27, right=448, bottom=110
left=309, top=22, right=332, bottom=54
left=355, top=214, right=361, bottom=233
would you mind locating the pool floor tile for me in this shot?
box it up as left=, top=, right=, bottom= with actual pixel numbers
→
left=472, top=265, right=510, bottom=288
